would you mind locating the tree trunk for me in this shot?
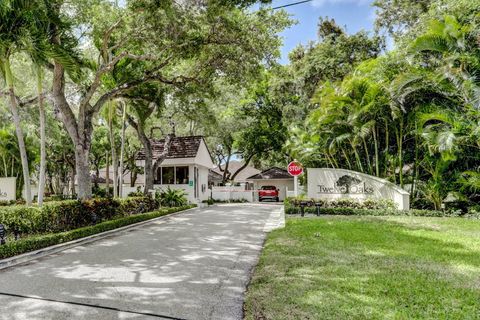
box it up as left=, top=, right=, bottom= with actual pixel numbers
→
left=351, top=143, right=364, bottom=173
left=74, top=145, right=91, bottom=198
left=70, top=166, right=76, bottom=197
left=327, top=151, right=339, bottom=168
left=362, top=137, right=373, bottom=175
left=397, top=119, right=404, bottom=188
left=110, top=129, right=118, bottom=197
left=230, top=153, right=255, bottom=182
left=221, top=149, right=232, bottom=184
left=119, top=101, right=127, bottom=198
left=131, top=171, right=137, bottom=188
left=106, top=152, right=110, bottom=196
left=139, top=128, right=154, bottom=193
left=411, top=121, right=419, bottom=196
left=341, top=148, right=353, bottom=170
left=3, top=58, right=32, bottom=205
left=37, top=66, right=46, bottom=206
left=52, top=59, right=94, bottom=200
left=152, top=134, right=175, bottom=186
left=126, top=116, right=154, bottom=194
left=384, top=119, right=390, bottom=177
left=373, top=125, right=380, bottom=177
left=107, top=103, right=118, bottom=197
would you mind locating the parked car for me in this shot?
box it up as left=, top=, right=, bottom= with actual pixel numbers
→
left=259, top=185, right=279, bottom=202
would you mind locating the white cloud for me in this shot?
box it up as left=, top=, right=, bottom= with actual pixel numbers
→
left=311, top=0, right=370, bottom=8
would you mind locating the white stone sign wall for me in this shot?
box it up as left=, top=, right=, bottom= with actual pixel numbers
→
left=0, top=177, right=16, bottom=201
left=307, top=168, right=410, bottom=210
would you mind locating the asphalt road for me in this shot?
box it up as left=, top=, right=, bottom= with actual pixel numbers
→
left=0, top=204, right=283, bottom=320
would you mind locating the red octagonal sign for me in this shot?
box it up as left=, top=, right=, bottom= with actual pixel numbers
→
left=288, top=161, right=303, bottom=176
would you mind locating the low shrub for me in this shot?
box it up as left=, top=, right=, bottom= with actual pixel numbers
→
left=209, top=198, right=249, bottom=203
left=284, top=197, right=397, bottom=212
left=284, top=197, right=448, bottom=217
left=0, top=205, right=196, bottom=259
left=202, top=198, right=215, bottom=205
left=127, top=187, right=144, bottom=197
left=156, top=187, right=188, bottom=207
left=0, top=197, right=160, bottom=236
left=0, top=200, right=21, bottom=207
left=118, top=197, right=159, bottom=216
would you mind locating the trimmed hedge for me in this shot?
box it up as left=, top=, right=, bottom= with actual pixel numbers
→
left=287, top=206, right=446, bottom=217
left=284, top=198, right=450, bottom=217
left=0, top=197, right=159, bottom=236
left=0, top=205, right=195, bottom=259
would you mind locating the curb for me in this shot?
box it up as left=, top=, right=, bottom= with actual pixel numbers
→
left=0, top=206, right=199, bottom=271
left=263, top=206, right=285, bottom=232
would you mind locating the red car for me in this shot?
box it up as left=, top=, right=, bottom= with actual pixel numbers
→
left=258, top=185, right=279, bottom=202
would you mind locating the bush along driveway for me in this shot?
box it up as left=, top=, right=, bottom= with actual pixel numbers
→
left=0, top=197, right=195, bottom=259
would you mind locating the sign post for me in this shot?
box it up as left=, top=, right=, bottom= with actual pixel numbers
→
left=287, top=160, right=303, bottom=197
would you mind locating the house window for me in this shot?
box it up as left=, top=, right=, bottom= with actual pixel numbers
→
left=155, top=168, right=162, bottom=184
left=162, top=167, right=175, bottom=184
left=176, top=166, right=189, bottom=184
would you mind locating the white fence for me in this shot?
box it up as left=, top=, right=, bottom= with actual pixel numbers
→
left=211, top=186, right=255, bottom=202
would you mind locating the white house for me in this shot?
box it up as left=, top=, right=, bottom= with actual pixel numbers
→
left=130, top=136, right=214, bottom=203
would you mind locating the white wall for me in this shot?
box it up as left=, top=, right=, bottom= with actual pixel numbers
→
left=195, top=140, right=214, bottom=169
left=0, top=177, right=16, bottom=201
left=211, top=186, right=254, bottom=202
left=307, top=168, right=410, bottom=210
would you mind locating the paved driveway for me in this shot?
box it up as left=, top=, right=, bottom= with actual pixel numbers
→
left=0, top=204, right=283, bottom=320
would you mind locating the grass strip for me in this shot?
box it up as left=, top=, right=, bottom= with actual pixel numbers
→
left=244, top=215, right=480, bottom=319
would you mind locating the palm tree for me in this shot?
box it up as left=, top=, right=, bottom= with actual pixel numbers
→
left=103, top=101, right=119, bottom=197
left=35, top=65, right=47, bottom=205
left=409, top=15, right=480, bottom=109
left=0, top=0, right=51, bottom=205
left=118, top=100, right=128, bottom=198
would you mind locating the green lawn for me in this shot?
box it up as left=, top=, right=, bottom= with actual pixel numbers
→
left=244, top=216, right=480, bottom=320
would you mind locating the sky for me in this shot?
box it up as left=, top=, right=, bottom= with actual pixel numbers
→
left=117, top=0, right=378, bottom=64
left=268, top=0, right=377, bottom=64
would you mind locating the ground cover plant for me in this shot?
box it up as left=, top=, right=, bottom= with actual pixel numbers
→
left=244, top=215, right=480, bottom=319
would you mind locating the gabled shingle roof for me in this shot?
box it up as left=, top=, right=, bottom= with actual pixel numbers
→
left=246, top=167, right=293, bottom=180
left=136, top=136, right=204, bottom=160
left=209, top=169, right=223, bottom=181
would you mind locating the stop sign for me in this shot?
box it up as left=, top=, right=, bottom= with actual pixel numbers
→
left=288, top=161, right=303, bottom=176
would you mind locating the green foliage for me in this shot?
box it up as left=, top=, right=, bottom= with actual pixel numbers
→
left=0, top=205, right=195, bottom=259
left=287, top=5, right=480, bottom=211
left=0, top=197, right=159, bottom=235
left=156, top=187, right=188, bottom=207
left=209, top=198, right=249, bottom=204
left=202, top=198, right=215, bottom=205
left=373, top=0, right=432, bottom=38
left=284, top=197, right=449, bottom=217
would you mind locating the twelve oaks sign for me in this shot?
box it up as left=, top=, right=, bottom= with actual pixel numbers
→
left=307, top=168, right=410, bottom=210
left=0, top=177, right=16, bottom=201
